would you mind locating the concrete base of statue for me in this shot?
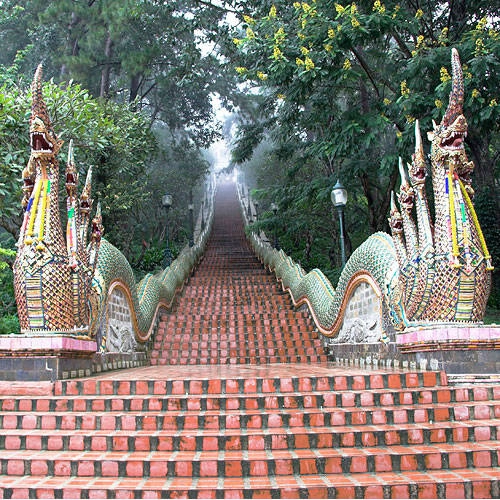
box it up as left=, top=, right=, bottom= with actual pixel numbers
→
left=329, top=325, right=500, bottom=379
left=0, top=332, right=147, bottom=381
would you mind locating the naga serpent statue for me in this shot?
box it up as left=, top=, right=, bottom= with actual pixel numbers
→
left=13, top=65, right=211, bottom=346
left=250, top=49, right=493, bottom=339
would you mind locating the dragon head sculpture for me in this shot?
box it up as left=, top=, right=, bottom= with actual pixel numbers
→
left=427, top=48, right=475, bottom=195
left=13, top=65, right=101, bottom=335
left=29, top=65, right=63, bottom=159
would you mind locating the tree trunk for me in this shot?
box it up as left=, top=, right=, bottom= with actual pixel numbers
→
left=0, top=213, right=23, bottom=240
left=100, top=32, right=113, bottom=99
left=467, top=133, right=499, bottom=207
left=129, top=73, right=143, bottom=103
left=61, top=12, right=81, bottom=78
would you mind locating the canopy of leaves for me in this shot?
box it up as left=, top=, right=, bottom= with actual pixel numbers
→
left=226, top=0, right=499, bottom=307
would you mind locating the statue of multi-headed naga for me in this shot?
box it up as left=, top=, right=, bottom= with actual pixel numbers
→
left=13, top=65, right=102, bottom=335
left=388, top=48, right=493, bottom=326
left=252, top=49, right=493, bottom=339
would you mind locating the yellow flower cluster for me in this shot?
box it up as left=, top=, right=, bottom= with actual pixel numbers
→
left=400, top=80, right=410, bottom=97
left=274, top=27, right=285, bottom=45
left=490, top=99, right=498, bottom=107
left=351, top=17, right=360, bottom=28
left=438, top=27, right=448, bottom=46
left=415, top=9, right=423, bottom=18
left=335, top=3, right=345, bottom=15
left=257, top=71, right=268, bottom=81
left=440, top=67, right=451, bottom=83
left=406, top=115, right=415, bottom=123
left=435, top=99, right=443, bottom=108
left=233, top=38, right=243, bottom=46
left=343, top=58, right=351, bottom=70
left=273, top=46, right=283, bottom=60
left=277, top=93, right=286, bottom=100
left=476, top=17, right=488, bottom=30
left=324, top=44, right=333, bottom=52
left=392, top=4, right=400, bottom=19
left=475, top=38, right=485, bottom=56
left=416, top=35, right=425, bottom=49
left=298, top=32, right=306, bottom=40
left=269, top=5, right=277, bottom=18
left=472, top=89, right=480, bottom=99
left=246, top=27, right=255, bottom=39
left=243, top=15, right=255, bottom=24
left=293, top=2, right=301, bottom=9
left=350, top=3, right=358, bottom=14
left=383, top=98, right=391, bottom=105
left=304, top=56, right=315, bottom=70
left=328, top=27, right=336, bottom=39
left=296, top=56, right=315, bottom=70
left=301, top=46, right=309, bottom=55
left=235, top=67, right=247, bottom=75
left=373, top=0, right=386, bottom=13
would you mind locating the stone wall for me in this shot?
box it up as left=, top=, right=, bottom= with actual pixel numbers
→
left=105, top=287, right=139, bottom=353
left=331, top=281, right=384, bottom=344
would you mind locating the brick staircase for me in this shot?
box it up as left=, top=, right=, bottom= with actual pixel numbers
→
left=0, top=367, right=499, bottom=498
left=150, top=181, right=327, bottom=366
left=0, top=180, right=499, bottom=498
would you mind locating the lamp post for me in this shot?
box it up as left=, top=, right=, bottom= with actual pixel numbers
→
left=270, top=202, right=280, bottom=250
left=188, top=202, right=194, bottom=247
left=331, top=180, right=348, bottom=267
left=254, top=201, right=259, bottom=222
left=162, top=193, right=173, bottom=267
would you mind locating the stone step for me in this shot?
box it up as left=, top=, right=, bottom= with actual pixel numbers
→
left=0, top=418, right=500, bottom=454
left=1, top=401, right=498, bottom=430
left=2, top=385, right=499, bottom=412
left=151, top=354, right=329, bottom=366
left=51, top=370, right=445, bottom=396
left=0, top=468, right=498, bottom=499
left=0, top=417, right=497, bottom=446
left=1, top=443, right=498, bottom=478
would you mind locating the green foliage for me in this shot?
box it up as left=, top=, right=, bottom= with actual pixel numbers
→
left=0, top=315, right=19, bottom=335
left=0, top=232, right=17, bottom=328
left=227, top=0, right=500, bottom=288
left=474, top=187, right=500, bottom=311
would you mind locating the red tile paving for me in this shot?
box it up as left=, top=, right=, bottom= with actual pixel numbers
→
left=1, top=181, right=499, bottom=498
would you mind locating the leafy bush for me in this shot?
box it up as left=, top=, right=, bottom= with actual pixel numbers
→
left=0, top=315, right=19, bottom=335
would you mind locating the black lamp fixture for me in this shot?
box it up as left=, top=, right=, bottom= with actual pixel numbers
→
left=188, top=202, right=194, bottom=247
left=270, top=202, right=280, bottom=250
left=162, top=193, right=173, bottom=267
left=331, top=180, right=348, bottom=267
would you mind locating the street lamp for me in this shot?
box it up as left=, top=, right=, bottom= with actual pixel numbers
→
left=270, top=202, right=280, bottom=250
left=162, top=193, right=173, bottom=267
left=188, top=202, right=194, bottom=247
left=331, top=180, right=348, bottom=267
left=254, top=201, right=259, bottom=222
